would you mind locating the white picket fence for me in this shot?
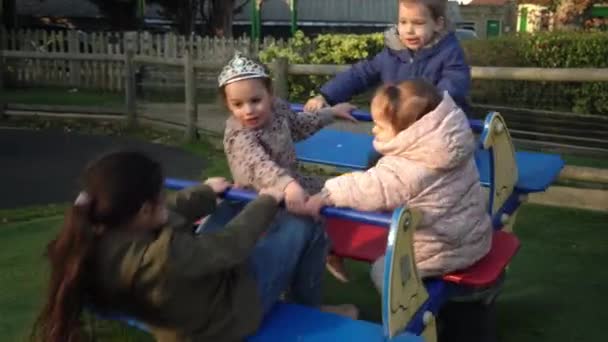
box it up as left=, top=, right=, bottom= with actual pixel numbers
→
left=1, top=29, right=273, bottom=91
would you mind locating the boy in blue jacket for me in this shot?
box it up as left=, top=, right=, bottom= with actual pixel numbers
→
left=304, top=0, right=471, bottom=114
left=305, top=0, right=472, bottom=281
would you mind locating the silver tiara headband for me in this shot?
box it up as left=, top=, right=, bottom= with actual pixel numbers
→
left=217, top=52, right=269, bottom=87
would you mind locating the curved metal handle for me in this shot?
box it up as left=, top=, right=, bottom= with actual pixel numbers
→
left=164, top=178, right=392, bottom=227
left=289, top=103, right=483, bottom=132
left=289, top=103, right=373, bottom=122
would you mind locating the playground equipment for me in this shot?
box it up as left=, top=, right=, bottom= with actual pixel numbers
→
left=92, top=107, right=564, bottom=341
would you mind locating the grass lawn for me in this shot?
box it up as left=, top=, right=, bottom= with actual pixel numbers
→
left=1, top=203, right=606, bottom=341
left=5, top=87, right=606, bottom=171
left=1, top=86, right=218, bottom=107
left=560, top=154, right=608, bottom=170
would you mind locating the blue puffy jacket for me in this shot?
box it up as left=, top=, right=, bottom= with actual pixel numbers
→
left=319, top=27, right=471, bottom=113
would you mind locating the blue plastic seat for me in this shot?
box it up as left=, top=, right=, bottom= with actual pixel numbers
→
left=94, top=302, right=423, bottom=341
left=295, top=129, right=564, bottom=194
left=249, top=304, right=423, bottom=342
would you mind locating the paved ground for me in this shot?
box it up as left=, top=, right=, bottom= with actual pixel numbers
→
left=139, top=103, right=375, bottom=135
left=0, top=128, right=206, bottom=209
left=4, top=105, right=606, bottom=212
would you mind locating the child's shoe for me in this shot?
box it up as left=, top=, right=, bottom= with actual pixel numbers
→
left=326, top=254, right=350, bottom=283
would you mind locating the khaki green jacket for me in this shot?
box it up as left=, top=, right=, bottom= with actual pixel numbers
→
left=90, top=185, right=279, bottom=341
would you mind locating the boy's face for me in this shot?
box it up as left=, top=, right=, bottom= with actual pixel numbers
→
left=397, top=2, right=444, bottom=51
left=224, top=78, right=273, bottom=129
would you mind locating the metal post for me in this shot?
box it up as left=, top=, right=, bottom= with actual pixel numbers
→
left=0, top=20, right=5, bottom=118
left=251, top=0, right=261, bottom=42
left=184, top=48, right=197, bottom=141
left=124, top=32, right=137, bottom=128
left=137, top=0, right=146, bottom=30
left=290, top=0, right=298, bottom=35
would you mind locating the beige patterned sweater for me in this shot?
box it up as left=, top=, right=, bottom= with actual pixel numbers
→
left=223, top=98, right=335, bottom=194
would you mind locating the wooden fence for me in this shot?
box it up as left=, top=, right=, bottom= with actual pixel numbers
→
left=0, top=28, right=278, bottom=91
left=2, top=35, right=608, bottom=157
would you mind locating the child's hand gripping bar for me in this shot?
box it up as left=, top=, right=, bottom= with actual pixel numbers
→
left=289, top=103, right=483, bottom=132
left=164, top=178, right=392, bottom=227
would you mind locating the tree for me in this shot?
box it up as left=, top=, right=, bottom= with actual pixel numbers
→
left=89, top=0, right=139, bottom=30
left=151, top=0, right=252, bottom=37
left=554, top=0, right=594, bottom=28
left=205, top=0, right=235, bottom=38
left=1, top=0, right=16, bottom=29
left=149, top=0, right=197, bottom=35
left=519, top=0, right=595, bottom=28
left=200, top=0, right=258, bottom=37
left=37, top=0, right=139, bottom=30
left=33, top=0, right=249, bottom=35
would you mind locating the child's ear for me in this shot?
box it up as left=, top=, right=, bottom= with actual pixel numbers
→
left=139, top=202, right=153, bottom=216
left=140, top=199, right=164, bottom=218
left=435, top=16, right=445, bottom=32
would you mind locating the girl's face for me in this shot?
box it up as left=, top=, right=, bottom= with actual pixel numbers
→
left=371, top=98, right=398, bottom=143
left=131, top=193, right=168, bottom=231
left=224, top=78, right=273, bottom=129
left=397, top=2, right=444, bottom=51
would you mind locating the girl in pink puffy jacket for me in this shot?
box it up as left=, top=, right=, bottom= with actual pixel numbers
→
left=304, top=79, right=492, bottom=291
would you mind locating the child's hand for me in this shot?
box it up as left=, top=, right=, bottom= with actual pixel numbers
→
left=304, top=95, right=328, bottom=113
left=304, top=193, right=327, bottom=220
left=204, top=177, right=231, bottom=194
left=331, top=103, right=358, bottom=123
left=284, top=181, right=309, bottom=214
left=259, top=187, right=285, bottom=203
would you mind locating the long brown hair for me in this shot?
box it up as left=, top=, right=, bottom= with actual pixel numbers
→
left=32, top=151, right=163, bottom=342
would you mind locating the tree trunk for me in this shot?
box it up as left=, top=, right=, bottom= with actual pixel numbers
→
left=173, top=0, right=195, bottom=35
left=90, top=1, right=138, bottom=31
left=210, top=0, right=234, bottom=37
left=2, top=0, right=17, bottom=29
left=109, top=4, right=138, bottom=30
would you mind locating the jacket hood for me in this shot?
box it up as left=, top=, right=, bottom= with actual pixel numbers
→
left=373, top=92, right=475, bottom=170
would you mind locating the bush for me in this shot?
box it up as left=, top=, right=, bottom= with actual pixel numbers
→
left=462, top=32, right=608, bottom=115
left=260, top=30, right=608, bottom=115
left=259, top=31, right=383, bottom=101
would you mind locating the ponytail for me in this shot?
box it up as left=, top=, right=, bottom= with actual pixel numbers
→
left=32, top=198, right=95, bottom=342
left=32, top=150, right=165, bottom=342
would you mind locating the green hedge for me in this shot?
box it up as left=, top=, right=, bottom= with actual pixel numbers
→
left=259, top=31, right=384, bottom=102
left=260, top=31, right=608, bottom=115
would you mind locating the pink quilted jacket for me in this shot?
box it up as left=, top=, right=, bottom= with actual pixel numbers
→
left=323, top=93, right=492, bottom=277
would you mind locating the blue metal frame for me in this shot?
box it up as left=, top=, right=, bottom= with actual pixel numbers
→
left=404, top=279, right=452, bottom=335
left=165, top=178, right=393, bottom=227
left=166, top=176, right=519, bottom=339
left=288, top=103, right=484, bottom=133
left=481, top=113, right=496, bottom=216
left=491, top=191, right=522, bottom=230
left=91, top=109, right=559, bottom=340
left=87, top=304, right=151, bottom=332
